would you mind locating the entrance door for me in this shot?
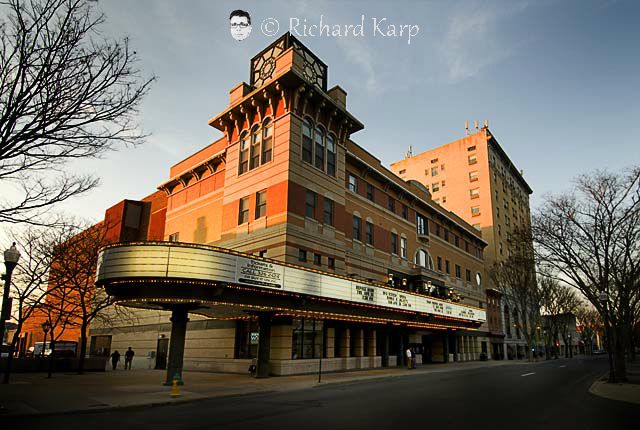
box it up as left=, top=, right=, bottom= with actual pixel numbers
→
left=155, top=338, right=169, bottom=370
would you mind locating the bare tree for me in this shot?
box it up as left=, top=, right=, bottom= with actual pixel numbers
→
left=0, top=0, right=154, bottom=225
left=539, top=278, right=581, bottom=358
left=490, top=228, right=543, bottom=361
left=533, top=167, right=640, bottom=382
left=575, top=304, right=603, bottom=355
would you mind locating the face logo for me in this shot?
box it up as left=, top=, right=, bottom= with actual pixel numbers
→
left=230, top=10, right=252, bottom=41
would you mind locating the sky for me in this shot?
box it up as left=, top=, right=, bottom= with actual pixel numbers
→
left=2, top=0, right=639, bottom=241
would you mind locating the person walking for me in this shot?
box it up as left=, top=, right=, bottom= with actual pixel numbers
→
left=110, top=350, right=120, bottom=370
left=124, top=347, right=135, bottom=370
left=406, top=347, right=413, bottom=369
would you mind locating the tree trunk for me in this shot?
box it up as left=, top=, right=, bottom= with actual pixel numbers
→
left=77, top=322, right=88, bottom=375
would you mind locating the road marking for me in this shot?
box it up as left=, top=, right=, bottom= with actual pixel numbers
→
left=521, top=372, right=536, bottom=377
left=559, top=365, right=567, bottom=368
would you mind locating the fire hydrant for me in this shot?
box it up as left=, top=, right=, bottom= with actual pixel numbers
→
left=170, top=373, right=182, bottom=398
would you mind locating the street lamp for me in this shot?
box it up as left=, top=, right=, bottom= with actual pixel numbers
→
left=598, top=290, right=615, bottom=383
left=41, top=321, right=51, bottom=358
left=1, top=243, right=20, bottom=384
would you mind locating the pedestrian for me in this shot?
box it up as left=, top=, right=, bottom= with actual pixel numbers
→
left=406, top=347, right=412, bottom=369
left=124, top=347, right=135, bottom=370
left=110, top=350, right=120, bottom=370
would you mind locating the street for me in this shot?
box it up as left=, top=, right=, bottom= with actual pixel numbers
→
left=9, top=357, right=639, bottom=429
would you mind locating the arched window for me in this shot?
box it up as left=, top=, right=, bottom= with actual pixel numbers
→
left=326, top=133, right=336, bottom=176
left=302, top=118, right=313, bottom=163
left=262, top=118, right=273, bottom=164
left=414, top=249, right=434, bottom=270
left=250, top=125, right=261, bottom=170
left=238, top=131, right=249, bottom=175
left=314, top=126, right=325, bottom=169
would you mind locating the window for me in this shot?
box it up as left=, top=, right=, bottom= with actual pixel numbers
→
left=431, top=167, right=438, bottom=176
left=168, top=232, right=179, bottom=242
left=388, top=197, right=395, bottom=213
left=298, top=249, right=307, bottom=262
left=238, top=197, right=249, bottom=224
left=415, top=250, right=433, bottom=270
left=444, top=230, right=449, bottom=241
left=391, top=233, right=398, bottom=255
left=436, top=224, right=441, bottom=236
left=402, top=205, right=408, bottom=220
left=348, top=174, right=358, bottom=192
left=441, top=164, right=445, bottom=171
left=442, top=196, right=447, bottom=203
left=467, top=145, right=476, bottom=152
left=328, top=257, right=335, bottom=269
left=305, top=190, right=317, bottom=218
left=470, top=188, right=479, bottom=199
left=365, top=221, right=374, bottom=245
left=400, top=237, right=407, bottom=259
left=250, top=126, right=261, bottom=170
left=235, top=320, right=259, bottom=359
left=314, top=253, right=322, bottom=265
left=416, top=214, right=428, bottom=235
left=437, top=256, right=442, bottom=271
left=314, top=126, right=325, bottom=169
left=399, top=169, right=406, bottom=175
left=441, top=180, right=446, bottom=187
left=291, top=318, right=323, bottom=359
left=454, top=235, right=459, bottom=247
left=259, top=250, right=267, bottom=258
left=323, top=198, right=334, bottom=225
left=468, top=155, right=477, bottom=165
left=327, top=134, right=336, bottom=176
left=352, top=215, right=361, bottom=241
left=469, top=171, right=478, bottom=182
left=471, top=206, right=480, bottom=216
left=466, top=269, right=471, bottom=282
left=255, top=191, right=267, bottom=219
left=430, top=158, right=439, bottom=164
left=455, top=264, right=461, bottom=279
left=476, top=272, right=482, bottom=288
left=238, top=133, right=249, bottom=174
left=365, top=183, right=374, bottom=201
left=261, top=119, right=273, bottom=163
left=445, top=259, right=450, bottom=274
left=302, top=118, right=313, bottom=163
left=431, top=182, right=440, bottom=192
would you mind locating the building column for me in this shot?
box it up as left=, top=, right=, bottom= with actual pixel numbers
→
left=443, top=333, right=450, bottom=363
left=339, top=328, right=350, bottom=358
left=381, top=329, right=390, bottom=367
left=164, top=307, right=189, bottom=386
left=366, top=330, right=377, bottom=356
left=325, top=327, right=335, bottom=358
left=452, top=334, right=459, bottom=362
left=270, top=323, right=293, bottom=360
left=256, top=313, right=273, bottom=378
left=353, top=328, right=364, bottom=357
left=397, top=331, right=405, bottom=367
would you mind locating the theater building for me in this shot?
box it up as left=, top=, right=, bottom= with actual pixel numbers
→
left=93, top=34, right=490, bottom=380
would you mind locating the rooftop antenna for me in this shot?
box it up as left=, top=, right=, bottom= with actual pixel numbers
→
left=483, top=120, right=488, bottom=129
left=465, top=120, right=469, bottom=135
left=474, top=120, right=479, bottom=131
left=405, top=145, right=413, bottom=159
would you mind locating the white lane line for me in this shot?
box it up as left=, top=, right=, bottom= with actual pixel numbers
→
left=521, top=372, right=536, bottom=377
left=559, top=365, right=567, bottom=368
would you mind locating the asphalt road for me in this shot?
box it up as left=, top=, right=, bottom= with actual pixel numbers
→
left=10, top=357, right=639, bottom=429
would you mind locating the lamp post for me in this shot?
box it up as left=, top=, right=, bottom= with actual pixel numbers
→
left=598, top=291, right=615, bottom=383
left=41, top=321, right=51, bottom=359
left=1, top=243, right=20, bottom=384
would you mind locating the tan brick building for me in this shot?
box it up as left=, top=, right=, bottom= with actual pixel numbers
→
left=390, top=124, right=533, bottom=359
left=92, top=34, right=492, bottom=379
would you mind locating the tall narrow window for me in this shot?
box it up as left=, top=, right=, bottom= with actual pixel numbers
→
left=455, top=264, right=461, bottom=279
left=302, top=118, right=313, bottom=163
left=250, top=126, right=261, bottom=170
left=388, top=197, right=395, bottom=213
left=352, top=215, right=361, bottom=241
left=305, top=190, right=317, bottom=218
left=416, top=214, right=428, bottom=235
left=323, top=198, right=334, bottom=225
left=238, top=197, right=249, bottom=224
left=366, top=183, right=374, bottom=201
left=314, top=126, right=325, bottom=169
left=238, top=133, right=249, bottom=175
left=348, top=174, right=358, bottom=192
left=261, top=119, right=273, bottom=163
left=168, top=232, right=179, bottom=242
left=402, top=205, right=408, bottom=220
left=400, top=237, right=407, bottom=259
left=255, top=190, right=267, bottom=219
left=326, top=134, right=336, bottom=176
left=391, top=233, right=398, bottom=255
left=365, top=221, right=374, bottom=245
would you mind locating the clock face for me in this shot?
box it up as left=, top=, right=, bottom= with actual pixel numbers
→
left=476, top=272, right=482, bottom=287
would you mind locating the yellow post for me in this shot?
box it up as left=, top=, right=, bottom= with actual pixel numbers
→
left=170, top=373, right=181, bottom=398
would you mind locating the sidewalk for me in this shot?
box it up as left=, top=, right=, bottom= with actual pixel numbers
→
left=0, top=358, right=546, bottom=417
left=589, top=360, right=640, bottom=405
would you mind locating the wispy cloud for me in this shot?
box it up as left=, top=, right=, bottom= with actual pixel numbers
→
left=439, top=1, right=529, bottom=83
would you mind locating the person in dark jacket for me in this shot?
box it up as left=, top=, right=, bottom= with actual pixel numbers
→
left=110, top=350, right=120, bottom=370
left=124, top=347, right=135, bottom=370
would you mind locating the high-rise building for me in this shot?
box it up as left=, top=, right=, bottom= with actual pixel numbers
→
left=390, top=125, right=533, bottom=359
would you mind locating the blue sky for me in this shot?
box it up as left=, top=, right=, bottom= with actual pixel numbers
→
left=9, top=0, right=640, bottom=231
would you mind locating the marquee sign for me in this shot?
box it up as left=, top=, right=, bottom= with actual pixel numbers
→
left=96, top=242, right=486, bottom=323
